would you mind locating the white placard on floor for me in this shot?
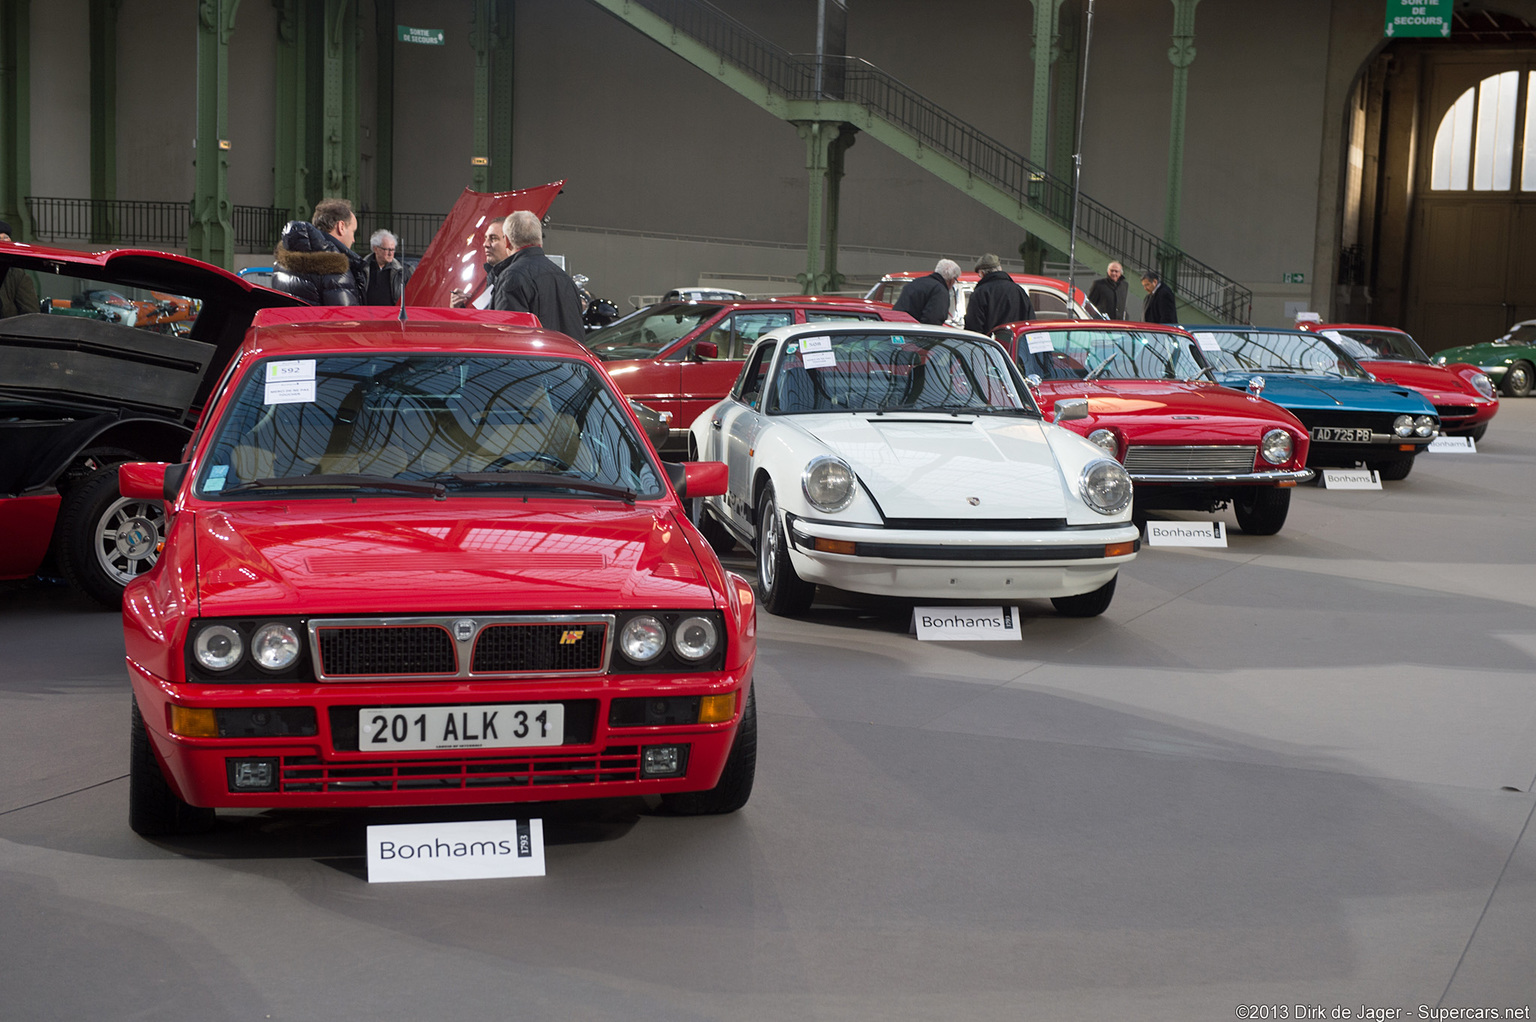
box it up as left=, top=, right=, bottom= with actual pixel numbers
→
left=1321, top=468, right=1382, bottom=489
left=1427, top=435, right=1476, bottom=453
left=1145, top=521, right=1227, bottom=546
left=367, top=818, right=545, bottom=883
left=912, top=606, right=1022, bottom=641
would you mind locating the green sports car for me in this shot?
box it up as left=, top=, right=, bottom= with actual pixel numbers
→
left=1433, top=320, right=1536, bottom=397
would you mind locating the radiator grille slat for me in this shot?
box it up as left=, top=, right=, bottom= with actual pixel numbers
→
left=1123, top=445, right=1257, bottom=475
left=277, top=746, right=643, bottom=793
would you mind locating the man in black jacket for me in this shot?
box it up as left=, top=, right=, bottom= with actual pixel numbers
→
left=962, top=253, right=1032, bottom=334
left=493, top=210, right=585, bottom=340
left=892, top=258, right=961, bottom=325
left=1140, top=269, right=1178, bottom=324
left=450, top=220, right=514, bottom=309
left=362, top=229, right=413, bottom=306
left=272, top=198, right=366, bottom=306
left=1087, top=261, right=1128, bottom=319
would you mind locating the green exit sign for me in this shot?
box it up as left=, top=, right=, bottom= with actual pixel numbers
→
left=397, top=25, right=445, bottom=45
left=1283, top=272, right=1306, bottom=284
left=1384, top=0, right=1450, bottom=38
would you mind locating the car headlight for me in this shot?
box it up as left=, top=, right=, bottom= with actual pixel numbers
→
left=1469, top=372, right=1496, bottom=398
left=1393, top=414, right=1415, bottom=438
left=1080, top=459, right=1132, bottom=515
left=672, top=616, right=719, bottom=661
left=1259, top=428, right=1293, bottom=465
left=251, top=623, right=301, bottom=671
left=620, top=616, right=667, bottom=663
left=193, top=624, right=244, bottom=672
left=1414, top=415, right=1436, bottom=437
left=1087, top=428, right=1118, bottom=455
left=802, top=455, right=856, bottom=513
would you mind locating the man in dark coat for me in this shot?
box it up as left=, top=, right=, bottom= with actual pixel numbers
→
left=892, top=258, right=961, bottom=325
left=962, top=253, right=1033, bottom=334
left=361, top=228, right=413, bottom=306
left=493, top=210, right=585, bottom=340
left=272, top=198, right=366, bottom=306
left=1087, top=261, right=1128, bottom=319
left=450, top=221, right=513, bottom=309
left=0, top=220, right=39, bottom=319
left=1140, top=269, right=1178, bottom=324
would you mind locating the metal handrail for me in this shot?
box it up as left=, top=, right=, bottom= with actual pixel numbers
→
left=610, top=0, right=1251, bottom=323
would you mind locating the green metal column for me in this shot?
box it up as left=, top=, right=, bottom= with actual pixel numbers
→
left=795, top=120, right=856, bottom=294
left=488, top=0, right=513, bottom=190
left=89, top=0, right=120, bottom=243
left=1049, top=3, right=1080, bottom=189
left=374, top=0, right=392, bottom=216
left=320, top=0, right=357, bottom=201
left=190, top=0, right=237, bottom=269
left=469, top=0, right=490, bottom=192
left=1163, top=0, right=1200, bottom=260
left=273, top=0, right=307, bottom=222
left=823, top=125, right=854, bottom=292
left=1028, top=0, right=1063, bottom=169
left=0, top=0, right=33, bottom=241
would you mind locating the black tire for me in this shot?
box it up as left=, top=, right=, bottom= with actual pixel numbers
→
left=129, top=700, right=216, bottom=837
left=659, top=687, right=756, bottom=816
left=690, top=498, right=736, bottom=556
left=1500, top=361, right=1532, bottom=397
left=56, top=463, right=166, bottom=607
left=1469, top=423, right=1488, bottom=442
left=1370, top=457, right=1414, bottom=481
left=1051, top=574, right=1117, bottom=617
left=754, top=485, right=815, bottom=616
left=1233, top=487, right=1291, bottom=536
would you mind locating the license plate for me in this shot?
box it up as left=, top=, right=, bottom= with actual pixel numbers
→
left=359, top=703, right=564, bottom=751
left=1310, top=426, right=1373, bottom=443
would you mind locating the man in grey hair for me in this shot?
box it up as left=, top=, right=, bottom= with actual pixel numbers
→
left=892, top=257, right=961, bottom=325
left=493, top=210, right=585, bottom=340
left=362, top=228, right=413, bottom=306
left=963, top=253, right=1032, bottom=334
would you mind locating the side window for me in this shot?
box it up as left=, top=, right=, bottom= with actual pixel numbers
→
left=693, top=314, right=732, bottom=359
left=1028, top=290, right=1070, bottom=320
left=729, top=311, right=793, bottom=358
left=733, top=341, right=776, bottom=409
left=805, top=311, right=879, bottom=323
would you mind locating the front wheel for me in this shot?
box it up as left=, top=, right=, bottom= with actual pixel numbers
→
left=755, top=485, right=815, bottom=616
left=1370, top=457, right=1414, bottom=481
left=1233, top=487, right=1291, bottom=536
left=1468, top=423, right=1488, bottom=442
left=1050, top=574, right=1117, bottom=617
left=57, top=463, right=166, bottom=607
left=1500, top=361, right=1532, bottom=397
left=129, top=700, right=216, bottom=837
left=658, top=687, right=756, bottom=815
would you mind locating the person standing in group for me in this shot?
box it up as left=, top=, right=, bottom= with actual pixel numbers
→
left=450, top=220, right=514, bottom=309
left=362, top=229, right=413, bottom=306
left=0, top=220, right=39, bottom=318
left=893, top=258, right=961, bottom=325
left=1140, top=269, right=1178, bottom=324
left=492, top=210, right=585, bottom=340
left=962, top=253, right=1033, bottom=335
left=1088, top=260, right=1128, bottom=319
left=272, top=198, right=367, bottom=306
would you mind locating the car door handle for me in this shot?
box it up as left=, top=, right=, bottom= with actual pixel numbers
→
left=710, top=418, right=722, bottom=430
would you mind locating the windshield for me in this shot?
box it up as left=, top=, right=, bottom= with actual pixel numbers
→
left=1320, top=329, right=1427, bottom=363
left=585, top=303, right=722, bottom=360
left=1498, top=322, right=1536, bottom=345
left=2, top=268, right=201, bottom=336
left=768, top=332, right=1032, bottom=415
left=1013, top=328, right=1202, bottom=380
left=197, top=353, right=664, bottom=500
left=1187, top=330, right=1366, bottom=379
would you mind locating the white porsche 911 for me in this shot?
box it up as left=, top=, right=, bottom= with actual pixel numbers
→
left=687, top=322, right=1141, bottom=617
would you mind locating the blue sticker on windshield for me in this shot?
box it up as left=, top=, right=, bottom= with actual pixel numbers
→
left=205, top=464, right=229, bottom=492
left=785, top=343, right=799, bottom=354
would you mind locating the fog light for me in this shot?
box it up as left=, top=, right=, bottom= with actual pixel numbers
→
left=227, top=758, right=279, bottom=792
left=169, top=705, right=219, bottom=738
left=640, top=744, right=688, bottom=778
left=699, top=692, right=738, bottom=724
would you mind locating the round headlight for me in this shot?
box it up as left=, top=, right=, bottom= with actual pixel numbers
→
left=1087, top=428, right=1118, bottom=454
left=672, top=616, right=719, bottom=661
left=251, top=622, right=301, bottom=671
left=1470, top=373, right=1496, bottom=399
left=1414, top=415, right=1436, bottom=437
left=1259, top=428, right=1293, bottom=465
left=1080, top=459, right=1132, bottom=515
left=1393, top=414, right=1415, bottom=438
left=620, top=616, right=667, bottom=662
left=802, top=456, right=856, bottom=513
left=194, top=624, right=243, bottom=672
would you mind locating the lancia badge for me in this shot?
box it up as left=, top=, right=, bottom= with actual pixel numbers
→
left=967, top=497, right=981, bottom=506
left=453, top=619, right=477, bottom=641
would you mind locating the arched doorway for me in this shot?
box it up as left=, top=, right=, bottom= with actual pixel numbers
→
left=1339, top=10, right=1536, bottom=354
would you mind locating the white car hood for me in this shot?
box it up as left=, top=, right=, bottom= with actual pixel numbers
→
left=799, top=414, right=1072, bottom=519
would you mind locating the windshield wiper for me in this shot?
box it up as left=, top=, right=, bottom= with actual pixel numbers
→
left=433, top=471, right=638, bottom=503
left=1084, top=352, right=1120, bottom=381
left=224, top=474, right=447, bottom=498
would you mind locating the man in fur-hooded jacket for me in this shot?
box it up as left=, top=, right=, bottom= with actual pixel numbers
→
left=272, top=198, right=366, bottom=306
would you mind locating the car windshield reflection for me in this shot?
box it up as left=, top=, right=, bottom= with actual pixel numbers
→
left=585, top=304, right=723, bottom=360
left=1188, top=330, right=1366, bottom=379
left=1014, top=328, right=1204, bottom=381
left=1321, top=329, right=1427, bottom=363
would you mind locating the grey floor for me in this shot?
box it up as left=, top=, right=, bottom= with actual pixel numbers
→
left=2, top=403, right=1533, bottom=1022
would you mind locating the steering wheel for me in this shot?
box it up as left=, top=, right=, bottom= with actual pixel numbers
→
left=486, top=451, right=570, bottom=472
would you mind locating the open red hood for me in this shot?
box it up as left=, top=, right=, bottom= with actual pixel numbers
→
left=191, top=499, right=717, bottom=616
left=404, top=182, right=565, bottom=308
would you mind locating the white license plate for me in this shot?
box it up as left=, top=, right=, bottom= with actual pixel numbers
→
left=1311, top=426, right=1373, bottom=443
left=358, top=703, right=564, bottom=751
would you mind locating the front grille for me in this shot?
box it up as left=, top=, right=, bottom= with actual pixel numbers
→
left=276, top=746, right=643, bottom=793
left=1295, top=410, right=1387, bottom=430
left=1434, top=405, right=1475, bottom=418
left=1123, top=445, right=1256, bottom=475
left=318, top=625, right=456, bottom=677
left=473, top=623, right=607, bottom=672
left=309, top=614, right=616, bottom=680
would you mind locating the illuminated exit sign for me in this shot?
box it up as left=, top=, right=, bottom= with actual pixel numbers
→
left=1384, top=0, right=1450, bottom=38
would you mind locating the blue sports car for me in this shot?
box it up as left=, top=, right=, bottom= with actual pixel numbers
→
left=1183, top=327, right=1439, bottom=481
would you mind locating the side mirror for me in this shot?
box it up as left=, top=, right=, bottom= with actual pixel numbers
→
left=120, top=462, right=187, bottom=501
left=1054, top=398, right=1090, bottom=422
left=693, top=340, right=719, bottom=361
left=664, top=460, right=727, bottom=499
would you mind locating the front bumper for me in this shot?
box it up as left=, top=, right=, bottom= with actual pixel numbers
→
left=1129, top=469, right=1314, bottom=485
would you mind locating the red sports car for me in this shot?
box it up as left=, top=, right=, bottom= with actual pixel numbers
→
left=993, top=321, right=1313, bottom=535
left=119, top=307, right=756, bottom=835
left=587, top=296, right=914, bottom=453
left=1298, top=321, right=1498, bottom=440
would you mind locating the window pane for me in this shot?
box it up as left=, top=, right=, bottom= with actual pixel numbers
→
left=1473, top=71, right=1518, bottom=191
left=1524, top=72, right=1536, bottom=191
left=1432, top=88, right=1474, bottom=190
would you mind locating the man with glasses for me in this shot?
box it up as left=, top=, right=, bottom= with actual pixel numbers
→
left=363, top=228, right=413, bottom=306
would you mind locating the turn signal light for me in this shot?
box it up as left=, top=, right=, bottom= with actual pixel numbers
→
left=813, top=538, right=857, bottom=555
left=169, top=705, right=219, bottom=738
left=698, top=692, right=738, bottom=724
left=1104, top=541, right=1136, bottom=558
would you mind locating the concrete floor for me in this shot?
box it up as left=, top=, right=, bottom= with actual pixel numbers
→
left=2, top=402, right=1533, bottom=1021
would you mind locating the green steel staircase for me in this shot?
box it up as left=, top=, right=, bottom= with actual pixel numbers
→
left=586, top=0, right=1250, bottom=324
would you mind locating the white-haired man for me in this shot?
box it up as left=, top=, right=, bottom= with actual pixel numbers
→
left=362, top=228, right=412, bottom=306
left=892, top=258, right=961, bottom=325
left=492, top=210, right=585, bottom=340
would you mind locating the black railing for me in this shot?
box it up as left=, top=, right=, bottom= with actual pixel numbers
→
left=610, top=0, right=1252, bottom=323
